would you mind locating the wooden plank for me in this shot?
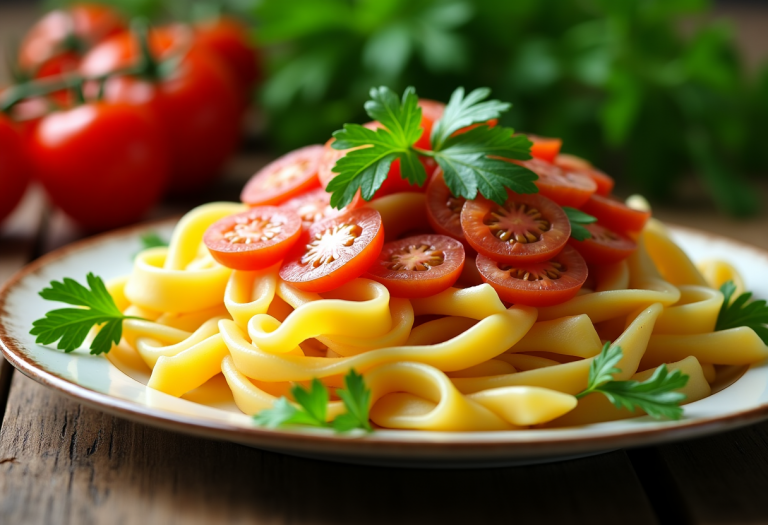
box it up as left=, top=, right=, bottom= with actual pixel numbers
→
left=0, top=374, right=658, bottom=525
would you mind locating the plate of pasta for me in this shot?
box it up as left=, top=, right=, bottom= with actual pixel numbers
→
left=2, top=86, right=768, bottom=468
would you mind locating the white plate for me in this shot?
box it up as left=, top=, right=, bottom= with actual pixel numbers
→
left=1, top=221, right=767, bottom=468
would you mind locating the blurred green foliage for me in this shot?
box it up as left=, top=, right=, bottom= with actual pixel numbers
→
left=52, top=0, right=767, bottom=214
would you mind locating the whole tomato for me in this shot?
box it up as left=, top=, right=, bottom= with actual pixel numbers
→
left=0, top=115, right=30, bottom=224
left=193, top=16, right=259, bottom=104
left=18, top=4, right=126, bottom=73
left=29, top=102, right=169, bottom=231
left=79, top=25, right=241, bottom=192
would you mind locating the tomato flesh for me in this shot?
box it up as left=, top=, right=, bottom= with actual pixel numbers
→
left=425, top=170, right=471, bottom=249
left=516, top=158, right=596, bottom=208
left=365, top=234, right=465, bottom=298
left=461, top=191, right=570, bottom=264
left=476, top=246, right=588, bottom=307
left=280, top=187, right=362, bottom=229
left=241, top=145, right=323, bottom=207
left=529, top=135, right=562, bottom=163
left=279, top=208, right=385, bottom=292
left=579, top=194, right=651, bottom=235
left=204, top=206, right=302, bottom=271
left=554, top=154, right=614, bottom=197
left=568, top=223, right=637, bottom=265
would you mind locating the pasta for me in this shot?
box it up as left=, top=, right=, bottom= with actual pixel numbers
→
left=102, top=196, right=768, bottom=432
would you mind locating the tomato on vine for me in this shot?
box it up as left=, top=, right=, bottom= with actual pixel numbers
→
left=0, top=115, right=30, bottom=224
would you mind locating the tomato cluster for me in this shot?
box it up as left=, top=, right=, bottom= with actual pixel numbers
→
left=1, top=4, right=260, bottom=231
left=205, top=115, right=649, bottom=308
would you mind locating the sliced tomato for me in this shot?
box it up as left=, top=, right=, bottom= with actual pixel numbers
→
left=461, top=191, right=570, bottom=264
left=280, top=187, right=362, bottom=229
left=528, top=135, right=562, bottom=163
left=555, top=153, right=614, bottom=196
left=515, top=158, right=596, bottom=208
left=415, top=99, right=445, bottom=150
left=476, top=246, right=588, bottom=307
left=580, top=194, right=651, bottom=234
left=425, top=170, right=467, bottom=245
left=568, top=223, right=637, bottom=264
left=204, top=207, right=302, bottom=270
left=279, top=208, right=384, bottom=292
left=365, top=234, right=465, bottom=298
left=241, top=145, right=323, bottom=206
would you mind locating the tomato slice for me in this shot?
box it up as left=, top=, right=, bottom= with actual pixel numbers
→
left=528, top=135, right=562, bottom=163
left=568, top=223, right=637, bottom=264
left=365, top=234, right=465, bottom=298
left=554, top=153, right=614, bottom=197
left=425, top=171, right=468, bottom=245
left=461, top=192, right=570, bottom=264
left=415, top=99, right=445, bottom=150
left=476, top=245, right=588, bottom=307
left=279, top=208, right=385, bottom=292
left=204, top=207, right=302, bottom=270
left=280, top=187, right=362, bottom=229
left=580, top=193, right=651, bottom=234
left=241, top=145, right=323, bottom=206
left=515, top=158, right=596, bottom=208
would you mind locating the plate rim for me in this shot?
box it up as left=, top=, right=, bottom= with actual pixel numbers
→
left=2, top=218, right=768, bottom=461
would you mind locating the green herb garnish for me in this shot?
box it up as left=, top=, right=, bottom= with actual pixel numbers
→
left=254, top=369, right=373, bottom=432
left=716, top=281, right=768, bottom=344
left=576, top=342, right=689, bottom=420
left=563, top=207, right=597, bottom=241
left=139, top=232, right=169, bottom=250
left=30, top=273, right=142, bottom=355
left=327, top=86, right=537, bottom=209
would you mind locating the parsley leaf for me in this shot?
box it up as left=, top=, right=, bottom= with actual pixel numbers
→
left=716, top=280, right=768, bottom=344
left=139, top=232, right=168, bottom=250
left=327, top=85, right=536, bottom=208
left=563, top=207, right=597, bottom=241
left=30, top=273, right=140, bottom=355
left=576, top=342, right=689, bottom=420
left=253, top=369, right=373, bottom=432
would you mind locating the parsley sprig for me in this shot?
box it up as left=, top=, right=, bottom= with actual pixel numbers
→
left=254, top=369, right=373, bottom=432
left=328, top=86, right=537, bottom=208
left=563, top=207, right=597, bottom=241
left=139, top=232, right=168, bottom=250
left=30, top=273, right=142, bottom=355
left=716, top=281, right=768, bottom=344
left=576, top=342, right=689, bottom=420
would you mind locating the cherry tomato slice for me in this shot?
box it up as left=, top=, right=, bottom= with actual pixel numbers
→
left=461, top=192, right=570, bottom=264
left=515, top=158, right=597, bottom=208
left=280, top=187, right=362, bottom=230
left=279, top=208, right=385, bottom=293
left=425, top=170, right=467, bottom=245
left=365, top=234, right=465, bottom=298
left=554, top=154, right=614, bottom=196
left=204, top=207, right=302, bottom=270
left=528, top=135, right=562, bottom=163
left=568, top=223, right=637, bottom=264
left=580, top=194, right=651, bottom=234
left=415, top=99, right=445, bottom=150
left=241, top=145, right=323, bottom=206
left=476, top=245, right=588, bottom=307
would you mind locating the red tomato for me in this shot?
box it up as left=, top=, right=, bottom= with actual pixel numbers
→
left=528, top=135, right=562, bottom=163
left=415, top=99, right=445, bottom=150
left=193, top=16, right=259, bottom=104
left=18, top=4, right=125, bottom=72
left=554, top=154, right=614, bottom=197
left=365, top=234, right=465, bottom=298
left=515, top=158, right=596, bottom=208
left=568, top=223, right=637, bottom=264
left=80, top=25, right=241, bottom=192
left=280, top=188, right=362, bottom=229
left=425, top=170, right=467, bottom=245
left=476, top=245, right=588, bottom=307
left=29, top=101, right=169, bottom=230
left=461, top=191, right=570, bottom=264
left=204, top=207, right=302, bottom=270
left=33, top=51, right=81, bottom=107
left=279, top=208, right=384, bottom=292
left=241, top=145, right=323, bottom=206
left=0, top=116, right=31, bottom=223
left=580, top=194, right=651, bottom=234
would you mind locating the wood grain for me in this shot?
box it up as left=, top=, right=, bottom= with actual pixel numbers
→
left=0, top=374, right=658, bottom=525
